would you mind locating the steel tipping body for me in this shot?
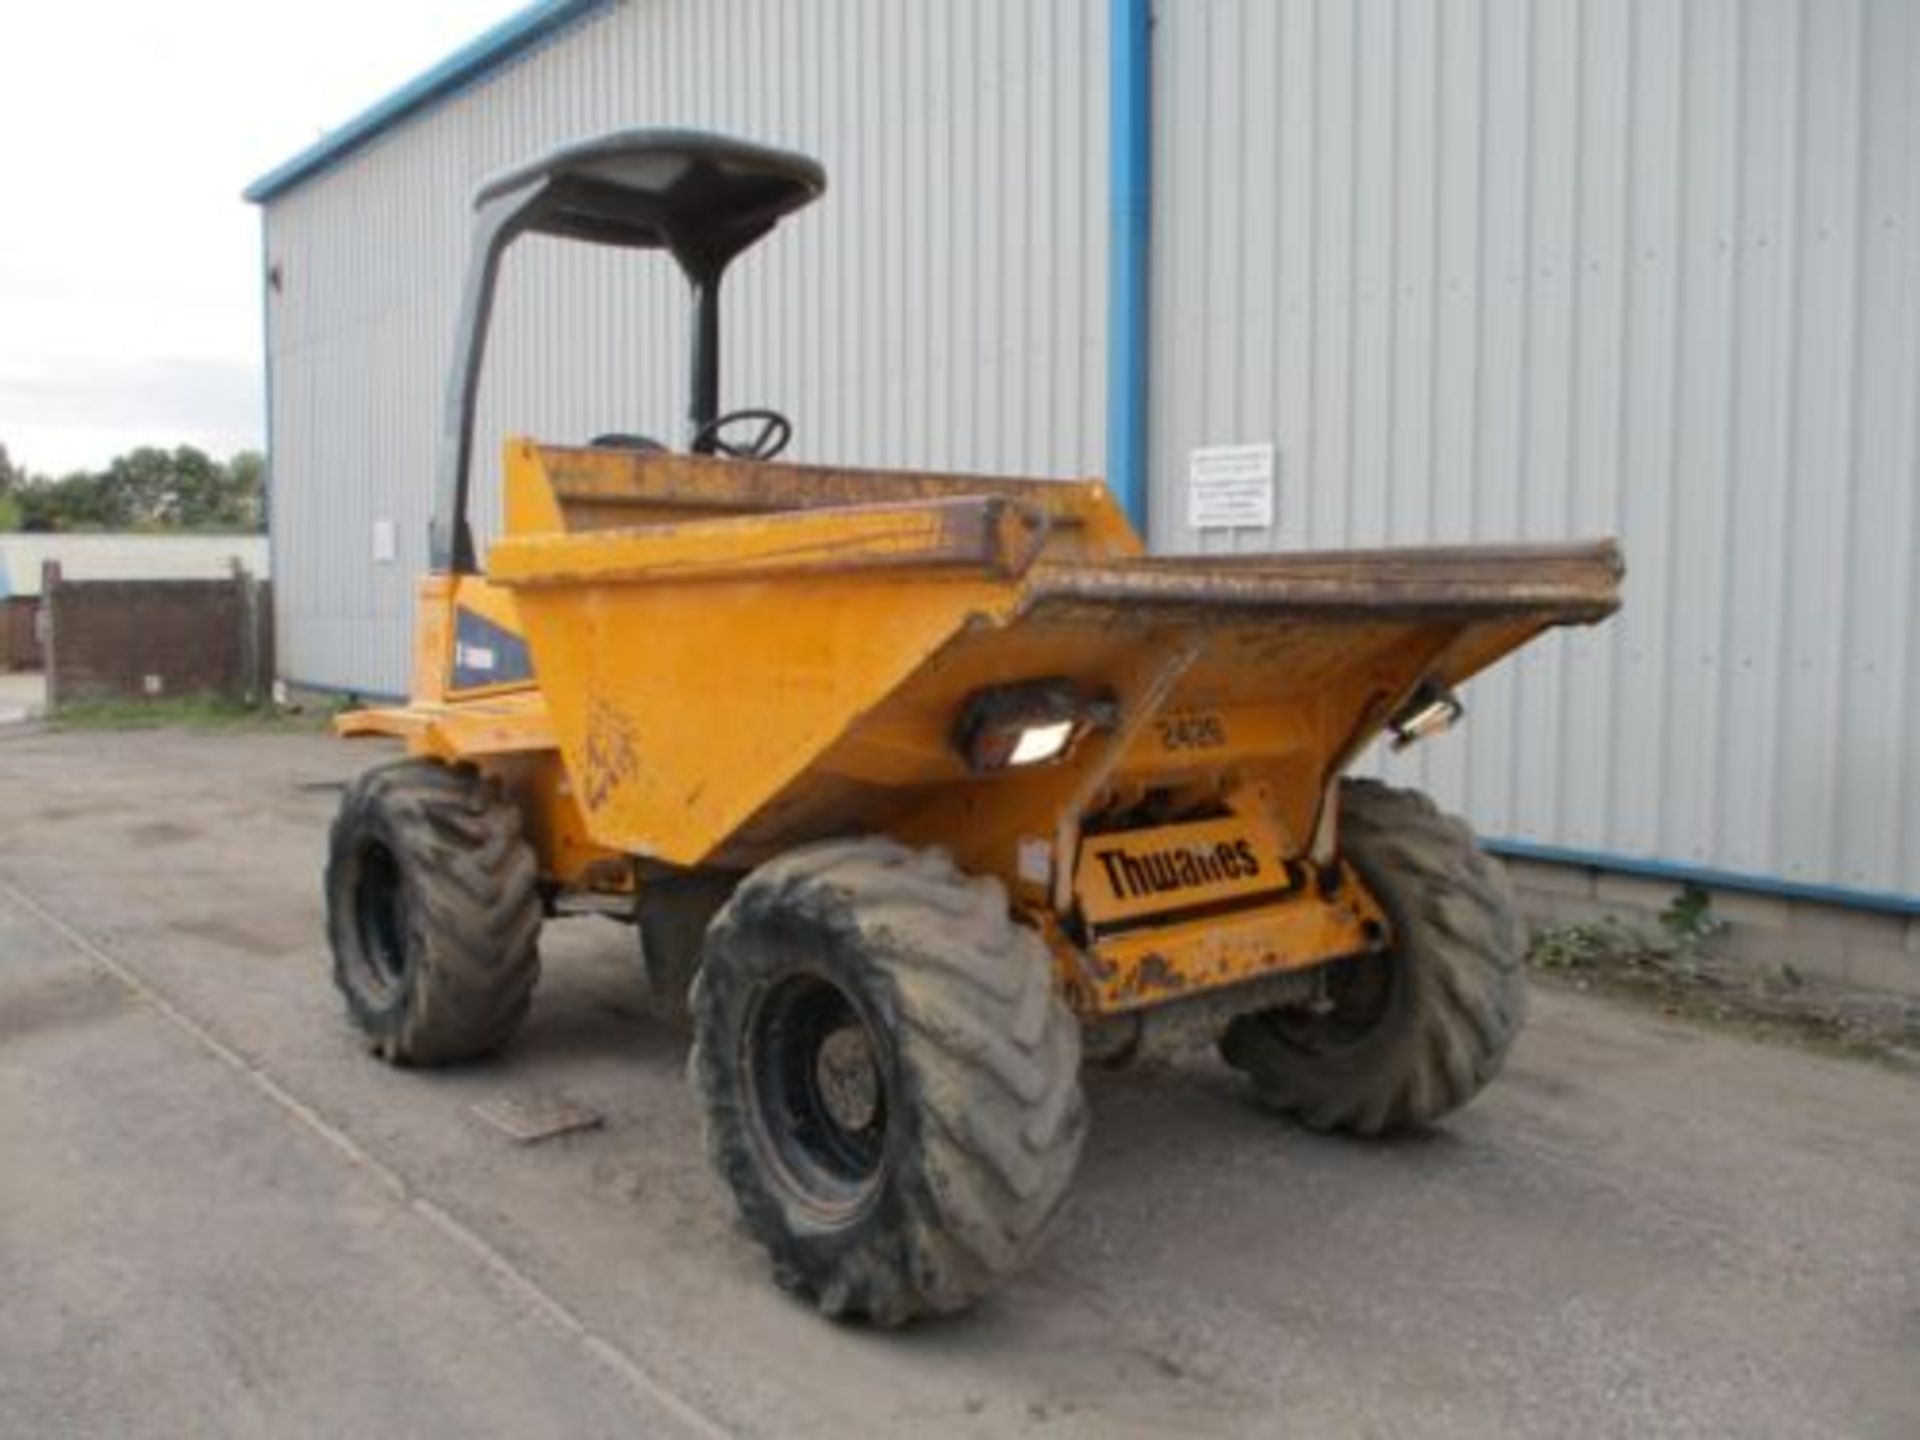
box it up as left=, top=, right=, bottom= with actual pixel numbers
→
left=343, top=441, right=1621, bottom=1017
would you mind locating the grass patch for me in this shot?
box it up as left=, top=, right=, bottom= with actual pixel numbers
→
left=1527, top=888, right=1917, bottom=1071
left=49, top=695, right=334, bottom=733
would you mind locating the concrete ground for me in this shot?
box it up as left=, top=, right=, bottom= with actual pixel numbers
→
left=1, top=725, right=1914, bottom=1438
left=0, top=669, right=43, bottom=724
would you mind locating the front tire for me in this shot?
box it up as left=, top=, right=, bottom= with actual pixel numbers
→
left=1221, top=779, right=1525, bottom=1134
left=691, top=838, right=1085, bottom=1324
left=325, top=759, right=542, bottom=1065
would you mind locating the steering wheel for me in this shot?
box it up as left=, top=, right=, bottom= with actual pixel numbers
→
left=690, top=408, right=793, bottom=461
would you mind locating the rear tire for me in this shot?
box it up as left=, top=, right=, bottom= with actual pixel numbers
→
left=325, top=759, right=542, bottom=1066
left=1221, top=779, right=1525, bottom=1134
left=691, top=838, right=1085, bottom=1324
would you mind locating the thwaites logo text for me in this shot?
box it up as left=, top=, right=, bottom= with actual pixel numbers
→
left=1095, top=839, right=1261, bottom=900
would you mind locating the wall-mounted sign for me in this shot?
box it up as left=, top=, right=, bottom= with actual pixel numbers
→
left=1187, top=443, right=1275, bottom=530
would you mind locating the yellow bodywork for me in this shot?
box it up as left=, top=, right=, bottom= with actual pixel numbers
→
left=342, top=439, right=1621, bottom=1017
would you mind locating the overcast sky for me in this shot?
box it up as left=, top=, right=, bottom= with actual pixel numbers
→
left=0, top=1, right=524, bottom=475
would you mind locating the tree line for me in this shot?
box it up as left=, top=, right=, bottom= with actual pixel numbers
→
left=0, top=441, right=265, bottom=533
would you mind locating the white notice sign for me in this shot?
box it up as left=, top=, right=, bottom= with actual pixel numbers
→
left=1187, top=443, right=1275, bottom=529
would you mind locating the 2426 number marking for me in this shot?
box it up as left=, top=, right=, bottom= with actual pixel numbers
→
left=1156, top=714, right=1227, bottom=752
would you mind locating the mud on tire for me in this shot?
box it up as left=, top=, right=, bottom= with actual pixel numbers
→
left=325, top=759, right=542, bottom=1066
left=1221, top=779, right=1525, bottom=1134
left=691, top=837, right=1086, bottom=1325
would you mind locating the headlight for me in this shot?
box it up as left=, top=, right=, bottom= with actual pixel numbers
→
left=1007, top=719, right=1075, bottom=766
left=1388, top=680, right=1464, bottom=750
left=953, top=680, right=1117, bottom=772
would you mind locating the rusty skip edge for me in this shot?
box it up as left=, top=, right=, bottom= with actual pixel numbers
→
left=1025, top=538, right=1624, bottom=623
left=545, top=446, right=1112, bottom=520
left=490, top=495, right=1054, bottom=588
left=1124, top=538, right=1625, bottom=576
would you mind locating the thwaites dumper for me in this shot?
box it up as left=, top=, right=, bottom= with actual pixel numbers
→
left=327, top=131, right=1622, bottom=1324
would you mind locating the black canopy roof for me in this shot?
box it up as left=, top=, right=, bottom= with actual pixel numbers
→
left=476, top=128, right=826, bottom=279
left=431, top=129, right=828, bottom=572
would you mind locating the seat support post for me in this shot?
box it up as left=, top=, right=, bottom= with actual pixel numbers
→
left=688, top=277, right=722, bottom=453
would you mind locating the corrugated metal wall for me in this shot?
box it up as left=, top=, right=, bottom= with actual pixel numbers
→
left=1149, top=0, right=1920, bottom=902
left=263, top=0, right=1110, bottom=698
left=265, top=0, right=1920, bottom=903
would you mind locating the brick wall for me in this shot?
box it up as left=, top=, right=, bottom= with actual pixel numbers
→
left=0, top=597, right=38, bottom=671
left=43, top=566, right=272, bottom=706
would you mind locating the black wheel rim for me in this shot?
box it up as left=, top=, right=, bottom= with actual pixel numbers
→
left=743, top=973, right=890, bottom=1220
left=353, top=840, right=410, bottom=999
left=1268, top=950, right=1396, bottom=1057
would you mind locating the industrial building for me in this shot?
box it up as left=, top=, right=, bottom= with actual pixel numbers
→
left=247, top=0, right=1920, bottom=973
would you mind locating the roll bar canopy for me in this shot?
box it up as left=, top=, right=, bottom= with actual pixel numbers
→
left=433, top=129, right=826, bottom=572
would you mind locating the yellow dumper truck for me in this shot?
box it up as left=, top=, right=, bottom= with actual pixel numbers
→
left=325, top=131, right=1622, bottom=1323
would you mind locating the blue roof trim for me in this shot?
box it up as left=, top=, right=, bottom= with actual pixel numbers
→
left=243, top=0, right=613, bottom=204
left=1105, top=0, right=1152, bottom=536
left=281, top=675, right=408, bottom=706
